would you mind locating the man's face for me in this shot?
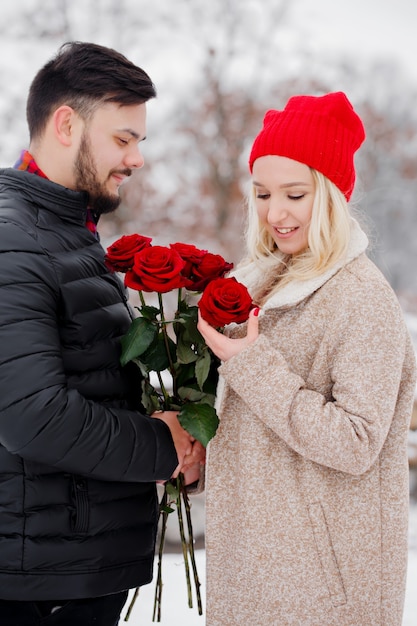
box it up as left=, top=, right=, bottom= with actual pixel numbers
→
left=73, top=102, right=147, bottom=214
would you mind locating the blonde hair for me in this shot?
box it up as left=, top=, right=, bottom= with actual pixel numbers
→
left=243, top=169, right=353, bottom=302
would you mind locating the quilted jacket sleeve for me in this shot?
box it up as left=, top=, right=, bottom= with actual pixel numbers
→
left=0, top=220, right=178, bottom=482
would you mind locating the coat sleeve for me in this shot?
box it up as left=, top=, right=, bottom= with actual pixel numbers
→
left=218, top=271, right=416, bottom=476
left=0, top=222, right=178, bottom=482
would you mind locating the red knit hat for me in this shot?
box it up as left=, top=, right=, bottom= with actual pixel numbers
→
left=248, top=92, right=365, bottom=201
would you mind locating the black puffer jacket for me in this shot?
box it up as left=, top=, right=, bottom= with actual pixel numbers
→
left=0, top=169, right=178, bottom=600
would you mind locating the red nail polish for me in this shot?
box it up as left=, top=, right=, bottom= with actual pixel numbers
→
left=253, top=307, right=260, bottom=317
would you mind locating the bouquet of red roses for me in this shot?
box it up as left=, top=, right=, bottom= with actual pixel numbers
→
left=105, top=234, right=253, bottom=621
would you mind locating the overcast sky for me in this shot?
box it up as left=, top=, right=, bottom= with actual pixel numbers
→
left=293, top=0, right=417, bottom=83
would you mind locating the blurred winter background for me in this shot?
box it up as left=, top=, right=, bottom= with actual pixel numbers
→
left=0, top=0, right=416, bottom=623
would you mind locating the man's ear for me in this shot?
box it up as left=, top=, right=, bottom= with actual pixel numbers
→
left=52, top=105, right=78, bottom=147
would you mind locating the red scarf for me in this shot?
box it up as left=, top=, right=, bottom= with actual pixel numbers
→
left=14, top=149, right=48, bottom=178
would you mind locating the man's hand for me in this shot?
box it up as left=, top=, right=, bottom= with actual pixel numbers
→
left=182, top=439, right=206, bottom=483
left=182, top=439, right=205, bottom=471
left=152, top=410, right=193, bottom=478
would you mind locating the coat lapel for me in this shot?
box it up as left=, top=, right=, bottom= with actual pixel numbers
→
left=231, top=219, right=369, bottom=311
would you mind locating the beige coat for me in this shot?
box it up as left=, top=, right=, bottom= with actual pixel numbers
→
left=205, top=223, right=416, bottom=625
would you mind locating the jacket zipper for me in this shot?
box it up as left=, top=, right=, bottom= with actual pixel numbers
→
left=72, top=476, right=89, bottom=534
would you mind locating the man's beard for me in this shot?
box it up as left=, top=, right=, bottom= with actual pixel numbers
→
left=73, top=132, right=131, bottom=215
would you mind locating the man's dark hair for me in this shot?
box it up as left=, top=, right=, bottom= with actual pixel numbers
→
left=26, top=41, right=157, bottom=141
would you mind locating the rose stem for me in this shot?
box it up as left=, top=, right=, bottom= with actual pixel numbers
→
left=123, top=587, right=139, bottom=622
left=176, top=476, right=193, bottom=608
left=176, top=288, right=183, bottom=318
left=157, top=293, right=177, bottom=385
left=152, top=487, right=170, bottom=622
left=139, top=290, right=147, bottom=308
left=156, top=370, right=170, bottom=407
left=180, top=474, right=203, bottom=615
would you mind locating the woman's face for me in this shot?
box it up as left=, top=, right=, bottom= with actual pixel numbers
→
left=252, top=155, right=315, bottom=256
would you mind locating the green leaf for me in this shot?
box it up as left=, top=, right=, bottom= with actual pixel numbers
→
left=197, top=391, right=216, bottom=407
left=175, top=362, right=197, bottom=388
left=177, top=385, right=216, bottom=408
left=120, top=317, right=158, bottom=366
left=195, top=349, right=211, bottom=389
left=161, top=504, right=175, bottom=515
left=176, top=335, right=199, bottom=364
left=141, top=332, right=176, bottom=372
left=140, top=305, right=160, bottom=320
left=165, top=481, right=179, bottom=498
left=201, top=352, right=221, bottom=394
left=141, top=379, right=162, bottom=414
left=181, top=311, right=204, bottom=345
left=178, top=386, right=206, bottom=402
left=133, top=357, right=149, bottom=378
left=142, top=392, right=162, bottom=414
left=178, top=403, right=219, bottom=447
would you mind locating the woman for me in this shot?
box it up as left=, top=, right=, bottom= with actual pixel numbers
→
left=198, top=92, right=417, bottom=625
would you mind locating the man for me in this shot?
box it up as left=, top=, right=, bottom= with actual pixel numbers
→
left=0, top=41, right=202, bottom=625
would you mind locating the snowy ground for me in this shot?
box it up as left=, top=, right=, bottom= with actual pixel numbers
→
left=122, top=502, right=417, bottom=626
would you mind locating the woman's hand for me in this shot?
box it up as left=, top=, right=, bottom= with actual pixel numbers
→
left=197, top=307, right=260, bottom=362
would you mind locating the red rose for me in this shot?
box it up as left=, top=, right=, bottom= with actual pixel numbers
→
left=186, top=252, right=233, bottom=292
left=125, top=245, right=187, bottom=293
left=198, top=276, right=253, bottom=327
left=170, top=242, right=207, bottom=279
left=105, top=233, right=152, bottom=272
